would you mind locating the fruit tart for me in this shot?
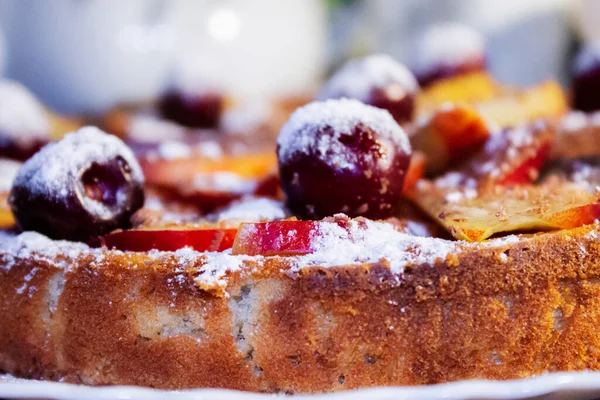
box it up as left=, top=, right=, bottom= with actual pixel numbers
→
left=4, top=53, right=600, bottom=395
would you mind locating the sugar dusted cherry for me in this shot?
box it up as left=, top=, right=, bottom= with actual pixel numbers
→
left=572, top=44, right=600, bottom=112
left=0, top=80, right=51, bottom=160
left=277, top=99, right=411, bottom=219
left=159, top=90, right=223, bottom=129
left=317, top=54, right=419, bottom=124
left=413, top=23, right=486, bottom=87
left=9, top=126, right=145, bottom=241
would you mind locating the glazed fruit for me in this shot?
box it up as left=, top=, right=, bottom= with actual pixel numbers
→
left=9, top=127, right=145, bottom=241
left=140, top=149, right=278, bottom=210
left=277, top=99, right=411, bottom=219
left=572, top=44, right=600, bottom=112
left=97, top=227, right=237, bottom=252
left=413, top=23, right=486, bottom=87
left=317, top=54, right=419, bottom=124
left=159, top=90, right=223, bottom=129
left=0, top=80, right=51, bottom=160
left=414, top=180, right=600, bottom=242
left=233, top=220, right=324, bottom=256
left=465, top=121, right=554, bottom=187
left=412, top=105, right=491, bottom=175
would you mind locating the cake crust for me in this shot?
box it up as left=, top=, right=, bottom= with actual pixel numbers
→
left=2, top=225, right=600, bottom=393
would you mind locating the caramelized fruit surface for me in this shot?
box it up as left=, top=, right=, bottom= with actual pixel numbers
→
left=412, top=105, right=491, bottom=175
left=415, top=180, right=600, bottom=241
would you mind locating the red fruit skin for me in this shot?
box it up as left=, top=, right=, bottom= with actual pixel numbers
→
left=96, top=228, right=237, bottom=252
left=232, top=221, right=320, bottom=256
left=416, top=56, right=486, bottom=88
left=548, top=201, right=600, bottom=229
left=496, top=142, right=551, bottom=186
left=465, top=123, right=555, bottom=188
left=403, top=152, right=426, bottom=195
left=367, top=86, right=416, bottom=124
left=159, top=91, right=223, bottom=129
left=0, top=136, right=47, bottom=161
left=279, top=124, right=411, bottom=220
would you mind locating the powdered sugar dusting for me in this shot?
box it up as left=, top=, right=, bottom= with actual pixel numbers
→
left=573, top=43, right=600, bottom=76
left=208, top=197, right=288, bottom=223
left=192, top=172, right=257, bottom=194
left=12, top=126, right=144, bottom=219
left=317, top=54, right=418, bottom=102
left=220, top=99, right=273, bottom=135
left=158, top=140, right=193, bottom=160
left=277, top=98, right=410, bottom=168
left=292, top=216, right=456, bottom=273
left=413, top=23, right=484, bottom=74
left=127, top=113, right=186, bottom=143
left=147, top=247, right=260, bottom=294
left=560, top=111, right=600, bottom=133
left=0, top=231, right=92, bottom=273
left=0, top=80, right=50, bottom=141
left=0, top=158, right=22, bottom=192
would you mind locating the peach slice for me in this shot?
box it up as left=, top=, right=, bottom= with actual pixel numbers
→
left=445, top=121, right=554, bottom=189
left=0, top=193, right=14, bottom=229
left=142, top=153, right=276, bottom=185
left=0, top=207, right=14, bottom=229
left=232, top=220, right=323, bottom=256
left=96, top=227, right=238, bottom=252
left=416, top=72, right=499, bottom=114
left=403, top=152, right=426, bottom=195
left=416, top=78, right=568, bottom=128
left=47, top=111, right=83, bottom=141
left=412, top=105, right=491, bottom=174
left=414, top=181, right=600, bottom=241
left=141, top=152, right=278, bottom=209
left=475, top=80, right=568, bottom=127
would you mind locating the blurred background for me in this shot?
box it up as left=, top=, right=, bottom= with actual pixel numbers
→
left=0, top=0, right=590, bottom=114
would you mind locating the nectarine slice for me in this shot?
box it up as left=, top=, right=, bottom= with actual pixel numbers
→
left=97, top=227, right=238, bottom=252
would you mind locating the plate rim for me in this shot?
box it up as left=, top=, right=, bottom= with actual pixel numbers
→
left=2, top=371, right=600, bottom=400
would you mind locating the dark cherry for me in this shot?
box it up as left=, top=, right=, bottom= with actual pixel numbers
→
left=0, top=134, right=47, bottom=161
left=317, top=55, right=418, bottom=124
left=9, top=127, right=145, bottom=241
left=367, top=86, right=415, bottom=125
left=158, top=90, right=223, bottom=129
left=0, top=80, right=51, bottom=160
left=572, top=46, right=600, bottom=112
left=416, top=56, right=486, bottom=88
left=413, top=23, right=486, bottom=88
left=277, top=99, right=411, bottom=220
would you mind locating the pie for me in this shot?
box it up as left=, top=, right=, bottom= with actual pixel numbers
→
left=2, top=49, right=600, bottom=394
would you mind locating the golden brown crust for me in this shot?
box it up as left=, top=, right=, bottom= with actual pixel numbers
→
left=2, top=225, right=600, bottom=392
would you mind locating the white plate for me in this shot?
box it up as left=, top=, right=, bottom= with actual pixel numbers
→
left=2, top=372, right=600, bottom=400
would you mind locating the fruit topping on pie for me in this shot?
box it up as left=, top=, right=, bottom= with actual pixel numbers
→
left=403, top=151, right=426, bottom=195
left=96, top=225, right=237, bottom=253
left=317, top=54, right=419, bottom=124
left=411, top=116, right=600, bottom=241
left=412, top=104, right=492, bottom=175
left=461, top=121, right=554, bottom=187
left=277, top=98, right=411, bottom=219
left=0, top=80, right=51, bottom=161
left=415, top=179, right=600, bottom=241
left=9, top=127, right=144, bottom=240
left=416, top=78, right=568, bottom=128
left=159, top=91, right=224, bottom=129
left=231, top=214, right=452, bottom=269
left=140, top=149, right=278, bottom=210
left=206, top=196, right=288, bottom=225
left=572, top=44, right=600, bottom=112
left=0, top=158, right=21, bottom=228
left=412, top=23, right=486, bottom=88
